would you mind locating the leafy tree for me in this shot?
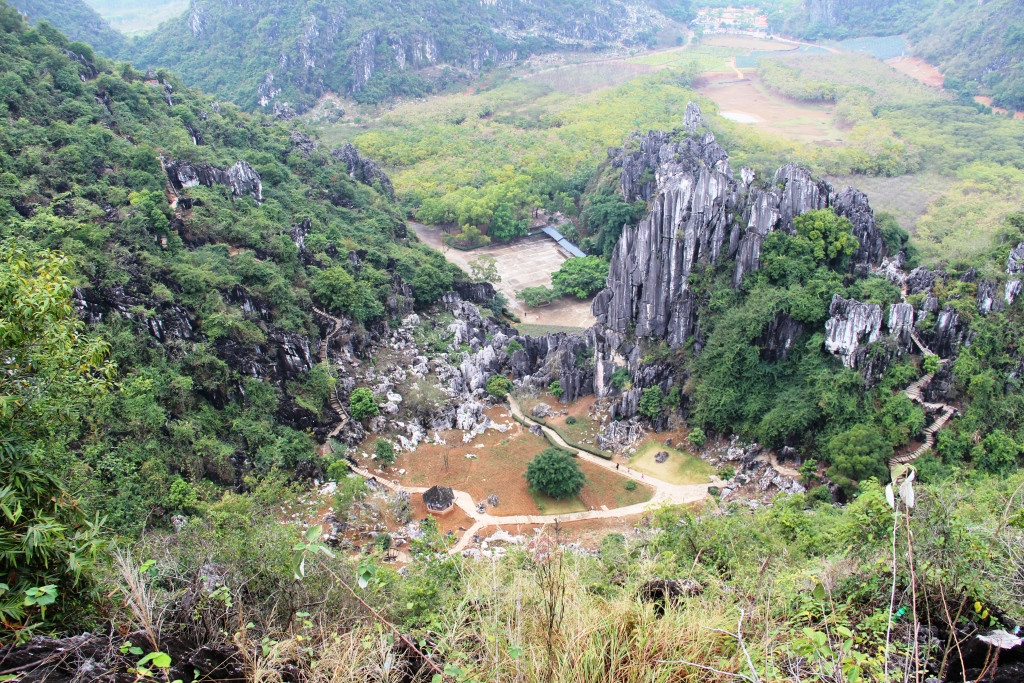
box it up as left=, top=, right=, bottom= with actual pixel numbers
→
left=0, top=242, right=113, bottom=632
left=972, top=430, right=1019, bottom=476
left=488, top=203, right=528, bottom=242
left=799, top=458, right=819, bottom=487
left=923, top=354, right=941, bottom=374
left=468, top=254, right=501, bottom=283
left=688, top=427, right=707, bottom=448
left=825, top=424, right=892, bottom=493
left=349, top=388, right=379, bottom=420
left=639, top=386, right=665, bottom=421
left=525, top=448, right=585, bottom=499
left=411, top=264, right=454, bottom=308
left=551, top=256, right=609, bottom=299
left=486, top=375, right=513, bottom=399
left=517, top=285, right=557, bottom=307
left=375, top=438, right=396, bottom=467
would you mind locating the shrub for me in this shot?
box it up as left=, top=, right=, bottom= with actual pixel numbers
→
left=549, top=380, right=564, bottom=399
left=566, top=415, right=577, bottom=425
left=525, top=448, right=585, bottom=499
left=624, top=479, right=637, bottom=491
left=486, top=375, right=513, bottom=399
left=639, top=386, right=664, bottom=421
left=610, top=367, right=631, bottom=390
left=718, top=465, right=735, bottom=480
left=349, top=387, right=379, bottom=420
left=375, top=438, right=396, bottom=467
left=506, top=339, right=524, bottom=353
left=688, top=427, right=707, bottom=448
left=923, top=353, right=941, bottom=374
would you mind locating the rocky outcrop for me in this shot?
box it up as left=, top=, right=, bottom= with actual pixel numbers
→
left=74, top=285, right=197, bottom=345
left=977, top=279, right=1005, bottom=315
left=164, top=159, right=263, bottom=203
left=757, top=312, right=805, bottom=363
left=594, top=104, right=885, bottom=351
left=1005, top=242, right=1024, bottom=305
left=332, top=143, right=395, bottom=199
left=824, top=295, right=882, bottom=368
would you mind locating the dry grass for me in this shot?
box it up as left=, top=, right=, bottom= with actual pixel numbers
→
left=628, top=441, right=714, bottom=486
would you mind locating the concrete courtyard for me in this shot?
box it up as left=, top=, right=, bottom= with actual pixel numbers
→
left=410, top=222, right=596, bottom=329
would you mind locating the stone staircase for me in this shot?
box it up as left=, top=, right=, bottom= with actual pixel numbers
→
left=892, top=355, right=956, bottom=466
left=312, top=306, right=351, bottom=441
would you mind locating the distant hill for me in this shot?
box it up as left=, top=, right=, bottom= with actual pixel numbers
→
left=783, top=0, right=938, bottom=40
left=785, top=0, right=1023, bottom=111
left=8, top=0, right=126, bottom=56
left=126, top=0, right=685, bottom=112
left=83, top=0, right=189, bottom=37
left=909, top=0, right=1024, bottom=111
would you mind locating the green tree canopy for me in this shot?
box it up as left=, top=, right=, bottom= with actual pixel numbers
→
left=825, top=423, right=892, bottom=494
left=525, top=448, right=585, bottom=499
left=349, top=387, right=379, bottom=420
left=551, top=256, right=609, bottom=299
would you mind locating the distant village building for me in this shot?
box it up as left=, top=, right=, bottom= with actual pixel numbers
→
left=423, top=485, right=455, bottom=515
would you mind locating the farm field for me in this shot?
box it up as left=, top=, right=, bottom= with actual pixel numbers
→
left=627, top=440, right=715, bottom=486
left=410, top=223, right=595, bottom=328
left=695, top=72, right=845, bottom=144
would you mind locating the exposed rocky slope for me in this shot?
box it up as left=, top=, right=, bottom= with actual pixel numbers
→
left=592, top=104, right=885, bottom=352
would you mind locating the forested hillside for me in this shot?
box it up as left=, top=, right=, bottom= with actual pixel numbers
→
left=785, top=0, right=938, bottom=40
left=909, top=0, right=1024, bottom=110
left=128, top=0, right=680, bottom=111
left=0, top=0, right=461, bottom=541
left=785, top=0, right=1023, bottom=110
left=2, top=3, right=1024, bottom=682
left=8, top=0, right=126, bottom=55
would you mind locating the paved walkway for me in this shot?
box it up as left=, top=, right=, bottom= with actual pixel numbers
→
left=337, top=396, right=715, bottom=555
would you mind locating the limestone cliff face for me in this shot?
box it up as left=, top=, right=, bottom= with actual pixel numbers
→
left=164, top=159, right=263, bottom=203
left=824, top=295, right=882, bottom=368
left=332, top=143, right=395, bottom=199
left=592, top=105, right=886, bottom=352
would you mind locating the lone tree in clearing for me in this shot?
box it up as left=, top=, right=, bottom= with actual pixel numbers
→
left=525, top=448, right=585, bottom=499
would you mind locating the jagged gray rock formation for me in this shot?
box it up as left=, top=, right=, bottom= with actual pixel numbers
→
left=824, top=295, right=882, bottom=368
left=332, top=143, right=395, bottom=199
left=1005, top=242, right=1024, bottom=305
left=593, top=104, right=885, bottom=351
left=163, top=159, right=263, bottom=203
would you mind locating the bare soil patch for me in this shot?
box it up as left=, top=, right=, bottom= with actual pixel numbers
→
left=886, top=56, right=944, bottom=89
left=695, top=73, right=844, bottom=144
left=372, top=406, right=650, bottom=517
